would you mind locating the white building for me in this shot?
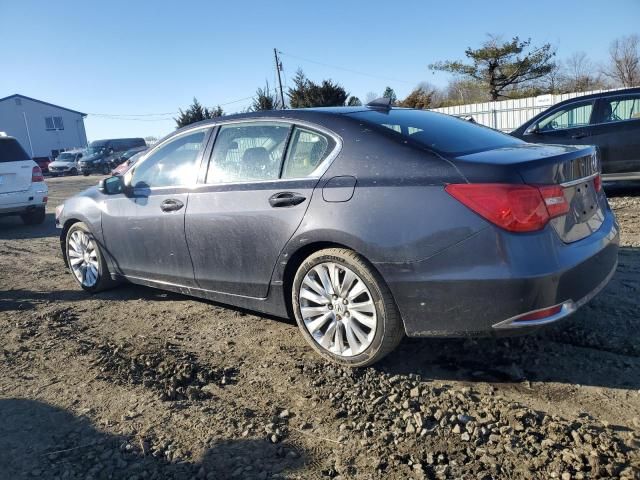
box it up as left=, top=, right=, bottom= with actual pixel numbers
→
left=0, top=94, right=87, bottom=161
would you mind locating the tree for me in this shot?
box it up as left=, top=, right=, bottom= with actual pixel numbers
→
left=430, top=35, right=556, bottom=100
left=287, top=69, right=349, bottom=107
left=252, top=82, right=277, bottom=111
left=347, top=96, right=362, bottom=106
left=364, top=92, right=378, bottom=104
left=382, top=87, right=397, bottom=105
left=399, top=84, right=437, bottom=109
left=603, top=34, right=640, bottom=87
left=174, top=98, right=223, bottom=128
left=561, top=51, right=608, bottom=92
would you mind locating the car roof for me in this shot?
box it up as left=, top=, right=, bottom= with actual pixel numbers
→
left=551, top=87, right=640, bottom=106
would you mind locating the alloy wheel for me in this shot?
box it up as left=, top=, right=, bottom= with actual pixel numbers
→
left=299, top=262, right=377, bottom=357
left=68, top=230, right=100, bottom=287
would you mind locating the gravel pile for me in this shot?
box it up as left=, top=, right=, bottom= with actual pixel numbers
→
left=290, top=361, right=639, bottom=479
left=92, top=341, right=238, bottom=401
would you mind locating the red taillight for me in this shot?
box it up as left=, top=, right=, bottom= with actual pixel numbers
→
left=517, top=305, right=563, bottom=321
left=32, top=166, right=44, bottom=182
left=593, top=174, right=602, bottom=192
left=445, top=183, right=569, bottom=233
left=43, top=196, right=48, bottom=204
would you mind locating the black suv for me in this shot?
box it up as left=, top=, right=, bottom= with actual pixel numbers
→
left=511, top=88, right=640, bottom=181
left=79, top=138, right=146, bottom=175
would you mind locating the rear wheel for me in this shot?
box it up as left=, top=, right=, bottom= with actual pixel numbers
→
left=83, top=171, right=90, bottom=176
left=101, top=164, right=110, bottom=175
left=66, top=222, right=115, bottom=292
left=20, top=207, right=46, bottom=225
left=292, top=248, right=404, bottom=367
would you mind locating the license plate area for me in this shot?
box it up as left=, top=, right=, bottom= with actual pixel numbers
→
left=566, top=180, right=599, bottom=223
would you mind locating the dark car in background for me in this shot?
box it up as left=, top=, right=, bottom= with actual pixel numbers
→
left=56, top=105, right=619, bottom=367
left=79, top=138, right=146, bottom=176
left=112, top=150, right=146, bottom=176
left=511, top=88, right=640, bottom=182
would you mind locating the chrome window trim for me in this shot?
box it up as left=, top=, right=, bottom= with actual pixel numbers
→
left=202, top=118, right=343, bottom=186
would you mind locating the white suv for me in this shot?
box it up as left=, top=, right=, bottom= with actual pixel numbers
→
left=0, top=133, right=48, bottom=224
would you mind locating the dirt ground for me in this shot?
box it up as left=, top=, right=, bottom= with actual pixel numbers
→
left=0, top=175, right=639, bottom=480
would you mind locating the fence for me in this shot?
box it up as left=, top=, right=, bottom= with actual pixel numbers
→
left=429, top=87, right=631, bottom=132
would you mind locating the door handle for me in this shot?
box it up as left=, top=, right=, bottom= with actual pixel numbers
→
left=160, top=199, right=184, bottom=212
left=571, top=132, right=589, bottom=139
left=269, top=192, right=306, bottom=208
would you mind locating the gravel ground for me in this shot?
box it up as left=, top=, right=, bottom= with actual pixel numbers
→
left=0, top=175, right=639, bottom=479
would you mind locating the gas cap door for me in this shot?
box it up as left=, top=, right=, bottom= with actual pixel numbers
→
left=322, top=175, right=356, bottom=202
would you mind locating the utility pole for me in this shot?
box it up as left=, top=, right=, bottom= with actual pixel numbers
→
left=274, top=48, right=286, bottom=109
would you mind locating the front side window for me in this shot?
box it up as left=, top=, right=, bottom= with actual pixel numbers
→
left=206, top=122, right=290, bottom=183
left=600, top=95, right=640, bottom=123
left=537, top=101, right=594, bottom=131
left=282, top=127, right=332, bottom=178
left=132, top=129, right=207, bottom=188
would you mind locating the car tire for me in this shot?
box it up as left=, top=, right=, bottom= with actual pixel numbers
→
left=20, top=207, right=46, bottom=225
left=65, top=222, right=116, bottom=293
left=70, top=168, right=78, bottom=176
left=83, top=171, right=89, bottom=176
left=292, top=248, right=404, bottom=367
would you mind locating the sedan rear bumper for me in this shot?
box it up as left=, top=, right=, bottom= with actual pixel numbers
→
left=376, top=209, right=619, bottom=337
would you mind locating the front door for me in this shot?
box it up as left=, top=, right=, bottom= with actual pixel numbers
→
left=102, top=128, right=211, bottom=285
left=186, top=122, right=337, bottom=298
left=523, top=99, right=596, bottom=148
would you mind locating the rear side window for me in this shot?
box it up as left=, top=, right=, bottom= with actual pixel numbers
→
left=0, top=138, right=30, bottom=162
left=599, top=95, right=640, bottom=123
left=206, top=122, right=290, bottom=183
left=282, top=127, right=333, bottom=178
left=348, top=109, right=522, bottom=156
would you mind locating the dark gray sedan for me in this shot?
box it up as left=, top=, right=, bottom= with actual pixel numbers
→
left=56, top=104, right=619, bottom=366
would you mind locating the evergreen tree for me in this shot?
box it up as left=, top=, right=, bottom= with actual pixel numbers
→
left=430, top=35, right=556, bottom=100
left=252, top=82, right=277, bottom=111
left=174, top=98, right=224, bottom=128
left=382, top=87, right=397, bottom=105
left=287, top=69, right=349, bottom=108
left=347, top=96, right=362, bottom=106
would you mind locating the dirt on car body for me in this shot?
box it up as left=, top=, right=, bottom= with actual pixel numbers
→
left=0, top=175, right=639, bottom=479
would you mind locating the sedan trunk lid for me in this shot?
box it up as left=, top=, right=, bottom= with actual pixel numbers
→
left=454, top=144, right=604, bottom=243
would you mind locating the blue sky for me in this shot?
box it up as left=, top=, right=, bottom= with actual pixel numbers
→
left=2, top=0, right=638, bottom=140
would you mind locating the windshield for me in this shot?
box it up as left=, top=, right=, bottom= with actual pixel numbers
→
left=348, top=109, right=523, bottom=156
left=83, top=146, right=105, bottom=157
left=56, top=153, right=75, bottom=162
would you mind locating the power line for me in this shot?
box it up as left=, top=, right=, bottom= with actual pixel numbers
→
left=278, top=50, right=415, bottom=85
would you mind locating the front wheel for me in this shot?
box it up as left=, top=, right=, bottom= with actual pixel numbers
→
left=82, top=171, right=89, bottom=176
left=101, top=164, right=110, bottom=175
left=292, top=248, right=404, bottom=367
left=70, top=168, right=78, bottom=176
left=66, top=222, right=116, bottom=292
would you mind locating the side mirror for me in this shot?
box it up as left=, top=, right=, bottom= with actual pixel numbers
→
left=524, top=123, right=540, bottom=135
left=98, top=175, right=124, bottom=195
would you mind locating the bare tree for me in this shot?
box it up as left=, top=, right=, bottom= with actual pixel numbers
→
left=603, top=34, right=640, bottom=87
left=562, top=51, right=608, bottom=92
left=364, top=92, right=378, bottom=104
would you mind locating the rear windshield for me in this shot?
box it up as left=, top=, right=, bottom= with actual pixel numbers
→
left=0, top=138, right=30, bottom=162
left=348, top=109, right=523, bottom=156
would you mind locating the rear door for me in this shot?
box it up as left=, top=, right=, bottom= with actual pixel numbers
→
left=185, top=121, right=337, bottom=297
left=522, top=99, right=596, bottom=148
left=101, top=127, right=211, bottom=285
left=0, top=137, right=33, bottom=194
left=589, top=93, right=640, bottom=174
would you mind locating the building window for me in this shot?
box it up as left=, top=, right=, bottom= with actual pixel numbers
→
left=45, top=116, right=64, bottom=131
